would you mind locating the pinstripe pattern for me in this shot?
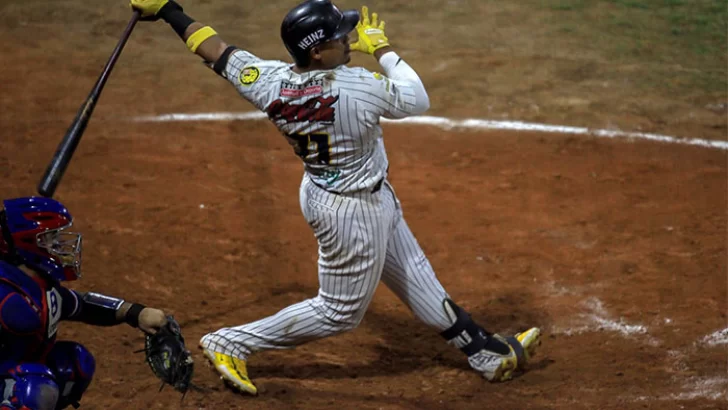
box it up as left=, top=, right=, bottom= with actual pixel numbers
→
left=219, top=50, right=416, bottom=194
left=200, top=50, right=453, bottom=360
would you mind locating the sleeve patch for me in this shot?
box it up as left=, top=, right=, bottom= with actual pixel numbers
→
left=240, top=66, right=261, bottom=86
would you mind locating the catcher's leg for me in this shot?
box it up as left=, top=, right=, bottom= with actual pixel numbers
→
left=200, top=176, right=397, bottom=394
left=45, top=342, right=95, bottom=409
left=380, top=212, right=540, bottom=381
left=0, top=363, right=59, bottom=410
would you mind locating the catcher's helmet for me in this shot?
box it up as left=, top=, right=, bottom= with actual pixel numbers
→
left=0, top=197, right=82, bottom=281
left=281, top=0, right=359, bottom=67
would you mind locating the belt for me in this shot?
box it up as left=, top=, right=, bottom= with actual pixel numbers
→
left=310, top=178, right=383, bottom=195
left=372, top=166, right=389, bottom=193
left=371, top=178, right=384, bottom=194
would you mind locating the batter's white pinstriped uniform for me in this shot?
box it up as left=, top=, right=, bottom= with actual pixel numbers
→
left=200, top=49, right=456, bottom=358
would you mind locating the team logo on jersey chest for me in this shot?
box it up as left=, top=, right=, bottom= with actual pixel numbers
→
left=280, top=80, right=323, bottom=98
left=239, top=66, right=260, bottom=86
left=266, top=95, right=339, bottom=123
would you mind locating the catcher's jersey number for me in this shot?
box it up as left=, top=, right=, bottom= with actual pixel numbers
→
left=46, top=288, right=62, bottom=338
left=286, top=132, right=331, bottom=164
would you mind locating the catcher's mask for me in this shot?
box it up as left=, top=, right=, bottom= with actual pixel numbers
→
left=281, top=0, right=359, bottom=67
left=1, top=197, right=82, bottom=281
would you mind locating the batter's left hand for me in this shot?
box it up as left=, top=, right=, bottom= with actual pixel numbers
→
left=130, top=0, right=172, bottom=21
left=350, top=6, right=390, bottom=55
left=138, top=307, right=168, bottom=334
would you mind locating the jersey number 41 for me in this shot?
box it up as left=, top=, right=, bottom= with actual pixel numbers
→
left=286, top=132, right=331, bottom=165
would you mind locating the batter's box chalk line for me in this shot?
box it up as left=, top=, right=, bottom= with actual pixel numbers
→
left=131, top=112, right=728, bottom=151
left=632, top=376, right=728, bottom=402
left=621, top=341, right=727, bottom=402
left=700, top=328, right=728, bottom=346
left=550, top=297, right=660, bottom=346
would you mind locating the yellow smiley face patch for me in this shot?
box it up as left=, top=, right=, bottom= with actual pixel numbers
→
left=240, top=66, right=260, bottom=86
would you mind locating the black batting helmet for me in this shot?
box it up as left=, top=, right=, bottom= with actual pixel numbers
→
left=281, top=0, right=359, bottom=67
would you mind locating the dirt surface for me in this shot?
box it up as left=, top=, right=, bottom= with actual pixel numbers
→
left=1, top=1, right=726, bottom=409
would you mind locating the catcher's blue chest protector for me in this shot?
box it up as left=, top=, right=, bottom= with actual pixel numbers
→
left=0, top=261, right=61, bottom=372
left=0, top=261, right=95, bottom=410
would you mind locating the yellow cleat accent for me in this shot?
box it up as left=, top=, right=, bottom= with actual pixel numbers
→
left=515, top=327, right=542, bottom=363
left=492, top=349, right=518, bottom=383
left=201, top=348, right=258, bottom=395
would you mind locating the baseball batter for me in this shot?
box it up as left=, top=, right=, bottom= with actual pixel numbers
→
left=130, top=0, right=542, bottom=395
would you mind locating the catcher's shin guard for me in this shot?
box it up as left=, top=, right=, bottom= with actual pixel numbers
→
left=46, top=341, right=95, bottom=409
left=1, top=364, right=60, bottom=410
left=199, top=346, right=257, bottom=395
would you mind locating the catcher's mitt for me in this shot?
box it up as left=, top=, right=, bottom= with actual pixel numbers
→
left=143, top=315, right=194, bottom=394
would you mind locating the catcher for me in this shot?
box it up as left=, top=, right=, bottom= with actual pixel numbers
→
left=0, top=197, right=193, bottom=410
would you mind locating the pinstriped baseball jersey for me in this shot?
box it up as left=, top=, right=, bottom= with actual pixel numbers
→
left=200, top=49, right=456, bottom=364
left=221, top=50, right=418, bottom=194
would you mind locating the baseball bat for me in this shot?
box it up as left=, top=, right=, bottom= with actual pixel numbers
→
left=37, top=10, right=141, bottom=198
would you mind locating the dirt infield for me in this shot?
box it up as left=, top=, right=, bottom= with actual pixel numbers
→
left=1, top=0, right=726, bottom=409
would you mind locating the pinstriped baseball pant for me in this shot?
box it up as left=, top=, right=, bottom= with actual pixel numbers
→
left=201, top=175, right=453, bottom=359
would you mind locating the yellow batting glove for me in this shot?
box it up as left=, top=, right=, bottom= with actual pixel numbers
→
left=350, top=6, right=389, bottom=55
left=130, top=0, right=169, bottom=20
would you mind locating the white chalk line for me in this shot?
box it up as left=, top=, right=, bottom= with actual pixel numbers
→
left=132, top=112, right=728, bottom=150
left=700, top=327, right=728, bottom=346
left=549, top=296, right=659, bottom=345
left=670, top=377, right=728, bottom=401
left=543, top=282, right=728, bottom=402
left=634, top=377, right=728, bottom=402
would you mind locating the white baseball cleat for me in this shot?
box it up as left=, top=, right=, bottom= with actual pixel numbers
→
left=468, top=334, right=520, bottom=382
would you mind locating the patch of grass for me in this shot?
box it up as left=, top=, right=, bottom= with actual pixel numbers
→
left=549, top=0, right=588, bottom=11
left=538, top=0, right=727, bottom=93
left=609, top=0, right=651, bottom=9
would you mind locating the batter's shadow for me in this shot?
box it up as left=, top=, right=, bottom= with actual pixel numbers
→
left=253, top=293, right=552, bottom=380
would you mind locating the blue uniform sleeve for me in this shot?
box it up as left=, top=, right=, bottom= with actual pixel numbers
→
left=57, top=286, right=82, bottom=320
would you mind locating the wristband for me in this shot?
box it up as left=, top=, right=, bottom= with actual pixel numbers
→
left=159, top=1, right=195, bottom=38
left=186, top=26, right=218, bottom=53
left=125, top=303, right=146, bottom=328
left=213, top=45, right=238, bottom=75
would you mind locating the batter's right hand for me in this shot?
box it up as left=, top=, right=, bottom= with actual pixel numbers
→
left=130, top=0, right=172, bottom=20
left=350, top=6, right=390, bottom=55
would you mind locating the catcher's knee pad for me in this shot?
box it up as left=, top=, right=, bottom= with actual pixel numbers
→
left=439, top=299, right=510, bottom=356
left=45, top=342, right=95, bottom=409
left=1, top=364, right=59, bottom=410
